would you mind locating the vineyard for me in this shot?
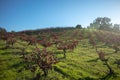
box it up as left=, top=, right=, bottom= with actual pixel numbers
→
left=0, top=28, right=120, bottom=80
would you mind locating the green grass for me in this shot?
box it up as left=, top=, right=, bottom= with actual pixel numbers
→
left=0, top=38, right=120, bottom=80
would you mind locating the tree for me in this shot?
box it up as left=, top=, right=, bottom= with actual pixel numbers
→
left=89, top=17, right=112, bottom=31
left=11, top=30, right=15, bottom=33
left=76, top=24, right=82, bottom=29
left=0, top=27, right=7, bottom=34
left=113, top=24, right=120, bottom=32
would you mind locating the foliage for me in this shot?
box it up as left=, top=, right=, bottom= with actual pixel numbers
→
left=0, top=27, right=7, bottom=34
left=88, top=17, right=119, bottom=32
left=76, top=24, right=82, bottom=29
left=23, top=47, right=58, bottom=77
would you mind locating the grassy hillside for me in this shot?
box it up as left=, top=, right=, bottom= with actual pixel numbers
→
left=0, top=28, right=120, bottom=80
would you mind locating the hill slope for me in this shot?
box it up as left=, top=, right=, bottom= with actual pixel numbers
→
left=0, top=28, right=120, bottom=80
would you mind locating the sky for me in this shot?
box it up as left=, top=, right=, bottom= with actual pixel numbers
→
left=0, top=0, right=120, bottom=32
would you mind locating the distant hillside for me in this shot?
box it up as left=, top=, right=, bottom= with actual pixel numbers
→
left=18, top=27, right=76, bottom=35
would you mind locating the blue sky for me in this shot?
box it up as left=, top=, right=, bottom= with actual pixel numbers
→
left=0, top=0, right=120, bottom=32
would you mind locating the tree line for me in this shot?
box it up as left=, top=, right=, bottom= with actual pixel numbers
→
left=87, top=17, right=120, bottom=32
